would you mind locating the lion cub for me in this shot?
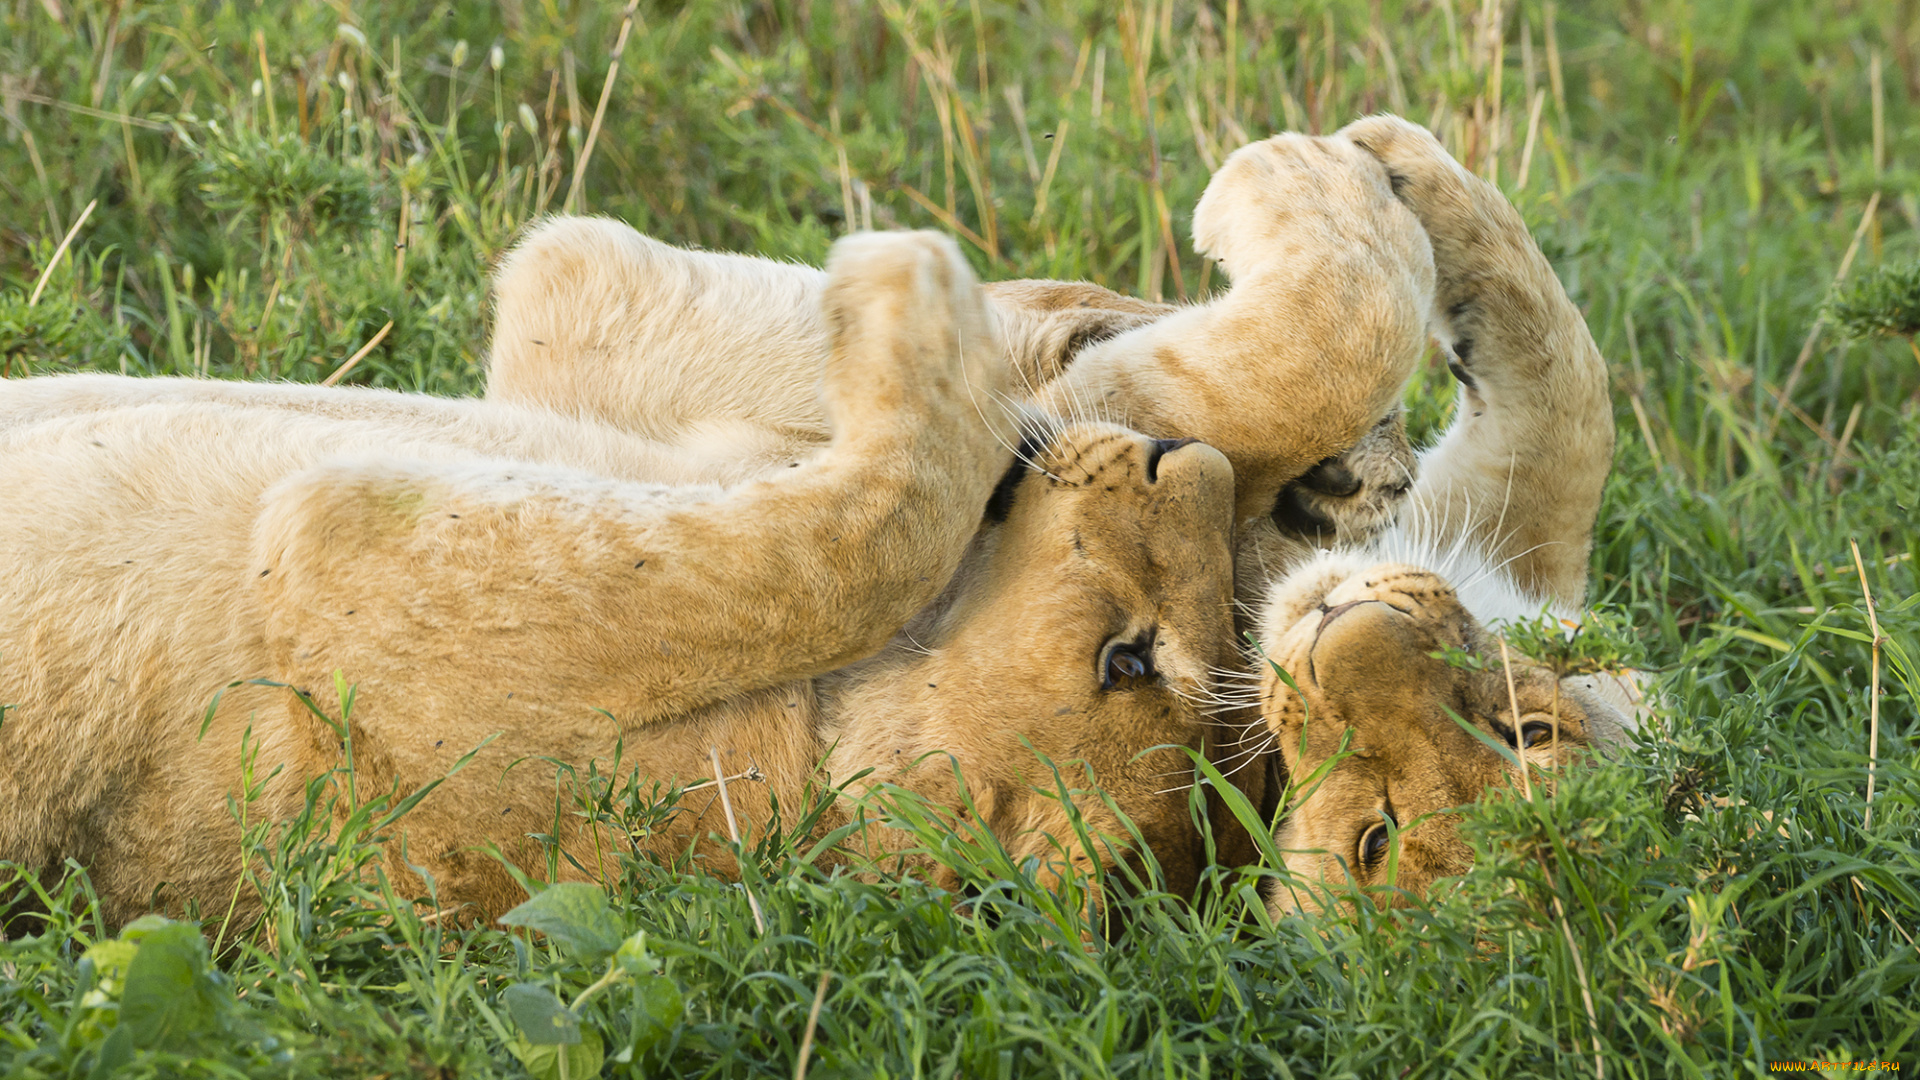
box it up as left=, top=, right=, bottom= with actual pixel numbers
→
left=1251, top=116, right=1639, bottom=912
left=0, top=233, right=1236, bottom=924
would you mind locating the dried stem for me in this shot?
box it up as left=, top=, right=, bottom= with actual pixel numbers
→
left=27, top=197, right=98, bottom=308
left=1500, top=640, right=1534, bottom=800
left=322, top=319, right=394, bottom=387
left=564, top=0, right=641, bottom=214
left=793, top=969, right=832, bottom=1080
left=1769, top=191, right=1881, bottom=440
left=1849, top=540, right=1883, bottom=830
left=709, top=745, right=767, bottom=936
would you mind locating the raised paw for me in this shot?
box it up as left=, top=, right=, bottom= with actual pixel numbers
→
left=1271, top=410, right=1417, bottom=545
left=1190, top=131, right=1431, bottom=290
left=817, top=231, right=1015, bottom=451
left=1339, top=115, right=1572, bottom=388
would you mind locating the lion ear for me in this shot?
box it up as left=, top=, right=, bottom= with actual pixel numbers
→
left=1559, top=673, right=1645, bottom=749
left=1189, top=145, right=1263, bottom=281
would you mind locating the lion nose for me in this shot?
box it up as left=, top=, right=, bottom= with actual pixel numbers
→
left=1145, top=438, right=1198, bottom=483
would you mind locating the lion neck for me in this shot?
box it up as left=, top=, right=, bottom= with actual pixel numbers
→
left=813, top=646, right=966, bottom=802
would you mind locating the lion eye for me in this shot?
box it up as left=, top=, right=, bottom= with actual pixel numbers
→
left=1520, top=721, right=1555, bottom=749
left=1359, top=815, right=1395, bottom=868
left=1101, top=642, right=1155, bottom=689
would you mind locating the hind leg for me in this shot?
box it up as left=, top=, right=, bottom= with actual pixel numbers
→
left=1343, top=115, right=1613, bottom=607
left=488, top=220, right=1171, bottom=473
left=487, top=217, right=834, bottom=473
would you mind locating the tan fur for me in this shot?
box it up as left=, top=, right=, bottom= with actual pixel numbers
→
left=0, top=232, right=1238, bottom=925
left=1252, top=116, right=1625, bottom=913
left=486, top=131, right=1435, bottom=536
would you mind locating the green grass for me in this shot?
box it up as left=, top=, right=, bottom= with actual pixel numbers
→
left=3, top=0, right=1918, bottom=1075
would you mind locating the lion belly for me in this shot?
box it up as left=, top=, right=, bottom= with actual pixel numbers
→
left=1, top=401, right=324, bottom=912
left=0, top=378, right=832, bottom=922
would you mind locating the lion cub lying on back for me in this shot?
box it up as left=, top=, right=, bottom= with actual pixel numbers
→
left=0, top=233, right=1245, bottom=925
left=1250, top=116, right=1641, bottom=912
left=485, top=131, right=1439, bottom=855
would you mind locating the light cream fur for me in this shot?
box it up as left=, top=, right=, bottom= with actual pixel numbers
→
left=1251, top=116, right=1626, bottom=913
left=486, top=131, right=1436, bottom=534
left=0, top=231, right=1241, bottom=925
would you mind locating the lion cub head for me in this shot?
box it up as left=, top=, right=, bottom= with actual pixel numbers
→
left=825, top=417, right=1237, bottom=898
left=1253, top=549, right=1634, bottom=911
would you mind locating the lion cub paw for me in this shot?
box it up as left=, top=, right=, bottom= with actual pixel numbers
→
left=1271, top=411, right=1416, bottom=545
left=1339, top=115, right=1565, bottom=386
left=1190, top=130, right=1430, bottom=290
left=817, top=231, right=1013, bottom=448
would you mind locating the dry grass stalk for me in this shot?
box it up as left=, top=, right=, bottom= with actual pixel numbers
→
left=1769, top=190, right=1882, bottom=439
left=393, top=191, right=410, bottom=287
left=564, top=0, right=642, bottom=215
left=26, top=196, right=97, bottom=308
left=1500, top=639, right=1533, bottom=800
left=1823, top=401, right=1863, bottom=492
left=1848, top=540, right=1884, bottom=830
left=1628, top=393, right=1669, bottom=475
left=793, top=970, right=832, bottom=1080
left=709, top=744, right=767, bottom=936
left=1553, top=887, right=1605, bottom=1080
left=322, top=319, right=393, bottom=386
left=255, top=30, right=277, bottom=133
left=1544, top=2, right=1567, bottom=139
left=1516, top=87, right=1545, bottom=190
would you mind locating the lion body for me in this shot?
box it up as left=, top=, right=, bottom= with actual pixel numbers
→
left=1251, top=117, right=1631, bottom=911
left=2, top=230, right=1258, bottom=925
left=488, top=133, right=1435, bottom=534
left=0, top=119, right=1620, bottom=926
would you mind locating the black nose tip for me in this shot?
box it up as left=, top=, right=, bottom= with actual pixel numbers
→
left=1145, top=438, right=1198, bottom=483
left=1298, top=456, right=1363, bottom=497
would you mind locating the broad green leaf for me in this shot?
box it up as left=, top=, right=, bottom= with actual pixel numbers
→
left=84, top=1025, right=134, bottom=1080
left=628, top=976, right=683, bottom=1057
left=498, top=883, right=624, bottom=962
left=117, top=914, right=175, bottom=942
left=504, top=982, right=582, bottom=1045
left=120, top=921, right=220, bottom=1052
left=513, top=1026, right=603, bottom=1080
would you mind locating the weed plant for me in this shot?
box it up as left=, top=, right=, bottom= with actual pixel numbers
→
left=2, top=0, right=1918, bottom=1076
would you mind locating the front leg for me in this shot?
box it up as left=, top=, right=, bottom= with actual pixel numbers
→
left=258, top=231, right=1017, bottom=727
left=1343, top=115, right=1613, bottom=607
left=1032, top=132, right=1436, bottom=528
